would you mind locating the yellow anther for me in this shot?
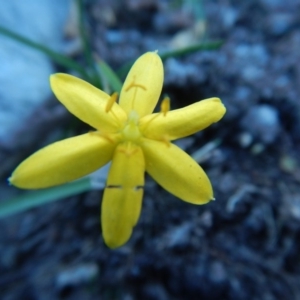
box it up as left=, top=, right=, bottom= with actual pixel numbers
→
left=125, top=77, right=147, bottom=92
left=160, top=97, right=170, bottom=116
left=105, top=92, right=118, bottom=113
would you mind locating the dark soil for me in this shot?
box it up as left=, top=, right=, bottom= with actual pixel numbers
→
left=1, top=0, right=300, bottom=299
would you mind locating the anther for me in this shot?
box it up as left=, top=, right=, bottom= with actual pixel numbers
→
left=125, top=76, right=147, bottom=92
left=160, top=97, right=170, bottom=116
left=105, top=92, right=118, bottom=113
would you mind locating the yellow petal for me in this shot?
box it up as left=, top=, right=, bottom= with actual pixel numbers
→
left=141, top=138, right=213, bottom=204
left=140, top=98, right=226, bottom=141
left=50, top=73, right=127, bottom=132
left=9, top=133, right=118, bottom=189
left=119, top=52, right=163, bottom=117
left=102, top=143, right=145, bottom=249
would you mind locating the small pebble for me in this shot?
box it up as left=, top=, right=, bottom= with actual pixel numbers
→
left=56, top=263, right=99, bottom=290
left=241, top=104, right=280, bottom=145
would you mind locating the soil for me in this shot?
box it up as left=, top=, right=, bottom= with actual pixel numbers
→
left=1, top=0, right=300, bottom=299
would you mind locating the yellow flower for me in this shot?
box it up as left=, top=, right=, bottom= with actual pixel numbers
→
left=9, top=52, right=226, bottom=248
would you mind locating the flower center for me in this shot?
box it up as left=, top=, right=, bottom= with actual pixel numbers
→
left=121, top=111, right=141, bottom=142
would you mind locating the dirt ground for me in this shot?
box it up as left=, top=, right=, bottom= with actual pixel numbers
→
left=1, top=0, right=300, bottom=299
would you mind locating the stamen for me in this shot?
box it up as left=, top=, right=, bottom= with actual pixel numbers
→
left=139, top=113, right=159, bottom=134
left=124, top=77, right=147, bottom=110
left=105, top=92, right=118, bottom=113
left=160, top=96, right=170, bottom=116
left=125, top=77, right=147, bottom=92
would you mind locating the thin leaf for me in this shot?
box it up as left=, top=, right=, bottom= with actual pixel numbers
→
left=117, top=40, right=223, bottom=78
left=97, top=60, right=123, bottom=93
left=0, top=178, right=92, bottom=219
left=0, top=25, right=90, bottom=80
left=160, top=40, right=223, bottom=60
left=76, top=0, right=102, bottom=88
left=191, top=138, right=222, bottom=163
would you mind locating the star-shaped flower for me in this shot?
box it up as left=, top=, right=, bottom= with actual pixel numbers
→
left=9, top=52, right=226, bottom=248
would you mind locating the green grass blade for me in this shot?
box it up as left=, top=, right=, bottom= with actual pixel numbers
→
left=0, top=178, right=92, bottom=219
left=97, top=60, right=123, bottom=93
left=160, top=40, right=223, bottom=60
left=77, top=0, right=94, bottom=69
left=76, top=0, right=102, bottom=88
left=117, top=40, right=223, bottom=78
left=0, top=25, right=90, bottom=79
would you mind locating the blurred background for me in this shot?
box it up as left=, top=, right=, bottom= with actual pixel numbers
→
left=1, top=0, right=300, bottom=299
